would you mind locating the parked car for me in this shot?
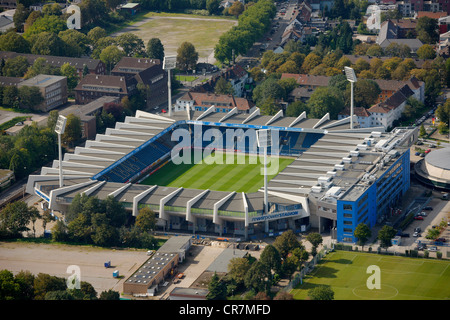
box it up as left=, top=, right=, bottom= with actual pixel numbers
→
left=420, top=153, right=425, bottom=157
left=428, top=246, right=437, bottom=252
left=435, top=238, right=446, bottom=242
left=414, top=227, right=421, bottom=233
left=413, top=232, right=421, bottom=237
left=416, top=244, right=427, bottom=250
left=415, top=152, right=421, bottom=156
left=422, top=206, right=433, bottom=211
left=425, top=149, right=431, bottom=154
left=417, top=211, right=427, bottom=217
left=414, top=216, right=424, bottom=220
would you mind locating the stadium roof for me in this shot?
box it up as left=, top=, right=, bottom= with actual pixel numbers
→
left=27, top=104, right=415, bottom=221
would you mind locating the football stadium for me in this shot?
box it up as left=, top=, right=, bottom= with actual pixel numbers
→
left=26, top=105, right=419, bottom=242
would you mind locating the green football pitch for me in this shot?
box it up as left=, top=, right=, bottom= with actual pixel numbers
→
left=139, top=151, right=294, bottom=193
left=290, top=250, right=450, bottom=300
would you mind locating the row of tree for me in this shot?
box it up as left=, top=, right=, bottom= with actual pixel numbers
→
left=214, top=0, right=276, bottom=63
left=0, top=269, right=119, bottom=300
left=206, top=230, right=327, bottom=300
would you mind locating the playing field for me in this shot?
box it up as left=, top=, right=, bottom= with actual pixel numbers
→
left=112, top=13, right=237, bottom=59
left=140, top=151, right=294, bottom=193
left=290, top=250, right=450, bottom=300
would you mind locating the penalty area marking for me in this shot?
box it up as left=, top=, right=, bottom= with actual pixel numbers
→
left=352, top=284, right=399, bottom=300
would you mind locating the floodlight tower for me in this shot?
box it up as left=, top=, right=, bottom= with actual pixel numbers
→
left=55, top=115, right=67, bottom=188
left=344, top=66, right=357, bottom=130
left=256, top=129, right=272, bottom=216
left=163, top=56, right=177, bottom=117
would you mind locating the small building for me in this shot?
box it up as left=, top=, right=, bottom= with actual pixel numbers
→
left=120, top=2, right=140, bottom=15
left=122, top=236, right=192, bottom=296
left=18, top=74, right=68, bottom=112
left=0, top=15, right=13, bottom=32
left=175, top=91, right=255, bottom=114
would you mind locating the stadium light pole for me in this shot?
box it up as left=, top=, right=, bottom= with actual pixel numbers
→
left=257, top=129, right=271, bottom=216
left=54, top=115, right=67, bottom=188
left=163, top=56, right=177, bottom=117
left=344, top=66, right=357, bottom=130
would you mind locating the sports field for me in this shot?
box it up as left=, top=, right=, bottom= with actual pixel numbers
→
left=140, top=151, right=294, bottom=193
left=290, top=250, right=450, bottom=300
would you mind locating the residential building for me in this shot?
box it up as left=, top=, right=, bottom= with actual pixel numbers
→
left=175, top=91, right=255, bottom=113
left=0, top=51, right=106, bottom=78
left=0, top=0, right=16, bottom=9
left=0, top=15, right=13, bottom=32
left=376, top=20, right=424, bottom=54
left=74, top=74, right=137, bottom=105
left=18, top=74, right=68, bottom=112
left=111, top=57, right=168, bottom=108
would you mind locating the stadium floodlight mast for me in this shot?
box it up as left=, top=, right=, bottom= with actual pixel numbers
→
left=163, top=55, right=177, bottom=117
left=344, top=66, right=357, bottom=130
left=256, top=129, right=272, bottom=216
left=54, top=115, right=67, bottom=188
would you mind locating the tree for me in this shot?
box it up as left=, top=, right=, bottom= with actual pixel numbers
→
left=344, top=79, right=381, bottom=109
left=18, top=86, right=44, bottom=110
left=59, top=29, right=89, bottom=57
left=417, top=44, right=436, bottom=60
left=308, top=285, right=334, bottom=300
left=354, top=223, right=371, bottom=247
left=306, top=232, right=323, bottom=256
left=62, top=113, right=82, bottom=148
left=146, top=38, right=165, bottom=61
left=3, top=56, right=29, bottom=77
left=14, top=270, right=35, bottom=300
left=29, top=32, right=66, bottom=56
left=99, top=289, right=120, bottom=300
left=33, top=273, right=67, bottom=300
left=307, top=87, right=345, bottom=119
left=0, top=201, right=36, bottom=237
left=100, top=45, right=125, bottom=74
left=206, top=272, right=227, bottom=300
left=176, top=42, right=199, bottom=72
left=244, top=260, right=266, bottom=293
left=23, top=10, right=41, bottom=32
left=416, top=16, right=439, bottom=44
left=87, top=27, right=107, bottom=45
left=286, top=101, right=308, bottom=117
left=227, top=257, right=251, bottom=286
left=0, top=31, right=30, bottom=53
left=273, top=229, right=301, bottom=259
left=13, top=3, right=29, bottom=32
left=135, top=207, right=156, bottom=232
left=61, top=63, right=79, bottom=92
left=419, top=124, right=426, bottom=137
left=206, top=0, right=221, bottom=15
left=23, top=15, right=67, bottom=39
left=259, top=244, right=281, bottom=286
left=378, top=225, right=397, bottom=251
left=214, top=77, right=234, bottom=95
left=301, top=52, right=322, bottom=73
left=117, top=33, right=146, bottom=57
left=228, top=1, right=244, bottom=17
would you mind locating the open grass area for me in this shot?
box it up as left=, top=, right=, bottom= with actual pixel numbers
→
left=140, top=151, right=294, bottom=193
left=113, top=12, right=237, bottom=59
left=290, top=250, right=450, bottom=300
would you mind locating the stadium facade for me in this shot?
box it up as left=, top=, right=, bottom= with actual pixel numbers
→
left=26, top=103, right=418, bottom=243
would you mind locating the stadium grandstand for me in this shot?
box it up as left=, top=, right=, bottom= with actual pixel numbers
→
left=26, top=102, right=418, bottom=243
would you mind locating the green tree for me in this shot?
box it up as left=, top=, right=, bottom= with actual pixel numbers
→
left=206, top=272, right=227, bottom=300
left=227, top=257, right=251, bottom=286
left=419, top=124, right=427, bottom=137
left=176, top=41, right=199, bottom=72
left=135, top=207, right=156, bottom=232
left=87, top=26, right=107, bottom=45
left=3, top=56, right=29, bottom=77
left=61, top=63, right=79, bottom=91
left=416, top=16, right=439, bottom=44
left=99, top=289, right=120, bottom=300
left=308, top=285, right=334, bottom=300
left=59, top=29, right=89, bottom=57
left=18, top=86, right=44, bottom=110
left=260, top=244, right=281, bottom=285
left=286, top=101, right=308, bottom=117
left=272, top=229, right=301, bottom=259
left=0, top=201, right=36, bottom=237
left=354, top=223, right=372, bottom=247
left=14, top=270, right=35, bottom=300
left=378, top=225, right=397, bottom=250
left=417, top=44, right=436, bottom=59
left=214, top=77, right=234, bottom=95
left=13, top=3, right=29, bottom=32
left=228, top=1, right=244, bottom=17
left=100, top=45, right=125, bottom=74
left=307, top=87, right=345, bottom=119
left=0, top=269, right=21, bottom=300
left=62, top=113, right=82, bottom=148
left=117, top=33, right=146, bottom=57
left=0, top=31, right=30, bottom=53
left=146, top=38, right=165, bottom=61
left=244, top=260, right=266, bottom=293
left=29, top=32, right=66, bottom=56
left=206, top=0, right=221, bottom=15
left=23, top=15, right=67, bottom=39
left=306, top=232, right=323, bottom=257
left=33, top=273, right=66, bottom=300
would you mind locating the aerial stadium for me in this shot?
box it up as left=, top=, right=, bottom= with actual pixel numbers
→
left=26, top=103, right=418, bottom=243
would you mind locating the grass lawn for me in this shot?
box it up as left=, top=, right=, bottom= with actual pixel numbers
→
left=113, top=12, right=237, bottom=59
left=175, top=75, right=198, bottom=82
left=290, top=250, right=450, bottom=300
left=139, top=151, right=294, bottom=193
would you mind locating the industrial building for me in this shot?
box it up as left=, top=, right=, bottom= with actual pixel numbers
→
left=26, top=106, right=418, bottom=243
